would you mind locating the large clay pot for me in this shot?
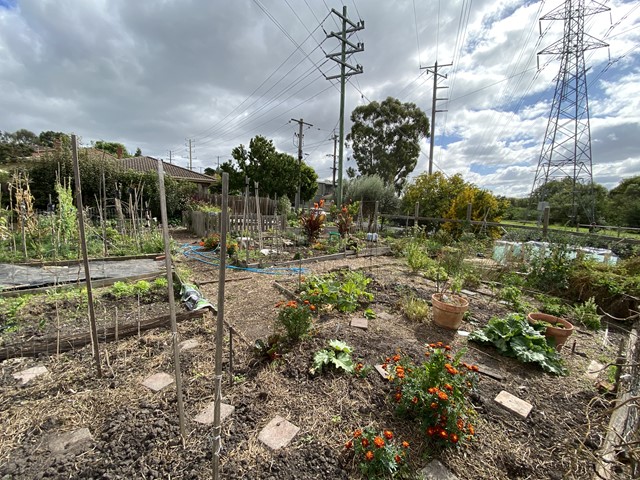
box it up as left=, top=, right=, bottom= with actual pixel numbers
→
left=431, top=293, right=469, bottom=330
left=527, top=312, right=574, bottom=351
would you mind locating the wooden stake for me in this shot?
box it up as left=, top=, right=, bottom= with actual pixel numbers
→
left=71, top=134, right=102, bottom=378
left=156, top=158, right=186, bottom=441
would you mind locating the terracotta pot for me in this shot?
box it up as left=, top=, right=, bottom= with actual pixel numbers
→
left=527, top=312, right=574, bottom=351
left=431, top=293, right=469, bottom=330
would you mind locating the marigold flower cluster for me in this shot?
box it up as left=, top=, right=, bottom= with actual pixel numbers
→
left=385, top=344, right=479, bottom=448
left=344, top=427, right=408, bottom=478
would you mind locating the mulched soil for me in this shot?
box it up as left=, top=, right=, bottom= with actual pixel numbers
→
left=0, top=237, right=632, bottom=480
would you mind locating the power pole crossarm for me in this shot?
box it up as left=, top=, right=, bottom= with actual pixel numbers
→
left=421, top=61, right=452, bottom=175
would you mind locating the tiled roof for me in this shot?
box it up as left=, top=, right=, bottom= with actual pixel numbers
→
left=117, top=156, right=216, bottom=184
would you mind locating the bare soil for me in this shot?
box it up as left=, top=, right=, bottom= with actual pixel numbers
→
left=0, top=236, right=631, bottom=479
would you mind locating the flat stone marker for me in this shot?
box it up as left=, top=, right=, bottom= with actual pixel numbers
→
left=476, top=363, right=504, bottom=381
left=258, top=415, right=299, bottom=450
left=460, top=289, right=477, bottom=297
left=194, top=402, right=235, bottom=425
left=420, top=459, right=459, bottom=480
left=49, top=428, right=93, bottom=454
left=457, top=330, right=470, bottom=337
left=142, top=372, right=174, bottom=392
left=350, top=317, right=368, bottom=330
left=586, top=360, right=604, bottom=380
left=179, top=338, right=200, bottom=352
left=494, top=390, right=533, bottom=419
left=374, top=364, right=390, bottom=379
left=13, top=365, right=48, bottom=385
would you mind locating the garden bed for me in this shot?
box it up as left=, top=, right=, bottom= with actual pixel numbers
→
left=0, top=247, right=635, bottom=479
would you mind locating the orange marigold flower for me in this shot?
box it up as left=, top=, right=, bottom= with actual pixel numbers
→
left=471, top=365, right=479, bottom=372
left=427, top=427, right=435, bottom=436
left=411, top=396, right=418, bottom=405
left=439, top=430, right=448, bottom=440
left=313, top=202, right=319, bottom=209
left=427, top=387, right=436, bottom=394
left=199, top=241, right=205, bottom=247
left=365, top=450, right=374, bottom=461
left=394, top=455, right=402, bottom=463
left=394, top=392, right=402, bottom=402
left=445, top=354, right=452, bottom=360
left=383, top=430, right=393, bottom=440
left=438, top=391, right=449, bottom=401
left=468, top=424, right=475, bottom=435
left=385, top=357, right=391, bottom=363
left=392, top=354, right=401, bottom=362
left=353, top=429, right=362, bottom=438
left=373, top=436, right=385, bottom=448
left=355, top=363, right=363, bottom=372
left=381, top=363, right=388, bottom=370
left=457, top=419, right=464, bottom=430
left=402, top=441, right=410, bottom=448
left=428, top=343, right=436, bottom=348
left=444, top=345, right=451, bottom=351
left=444, top=383, right=453, bottom=391
left=450, top=433, right=459, bottom=443
left=303, top=299, right=309, bottom=304
left=436, top=341, right=444, bottom=347
left=430, top=402, right=438, bottom=409
left=396, top=371, right=405, bottom=379
left=361, top=438, right=369, bottom=448
left=310, top=305, right=316, bottom=311
left=345, top=440, right=353, bottom=449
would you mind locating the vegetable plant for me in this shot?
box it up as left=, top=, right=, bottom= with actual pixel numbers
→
left=468, top=313, right=567, bottom=375
left=310, top=340, right=355, bottom=375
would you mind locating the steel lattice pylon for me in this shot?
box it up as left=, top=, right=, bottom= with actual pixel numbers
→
left=530, top=0, right=608, bottom=226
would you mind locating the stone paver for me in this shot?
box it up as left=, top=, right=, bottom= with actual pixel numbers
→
left=350, top=317, right=368, bottom=330
left=13, top=365, right=48, bottom=385
left=376, top=312, right=394, bottom=322
left=141, top=372, right=174, bottom=392
left=194, top=402, right=235, bottom=425
left=179, top=338, right=200, bottom=352
left=49, top=428, right=93, bottom=454
left=420, top=459, right=459, bottom=480
left=460, top=289, right=477, bottom=297
left=456, top=330, right=470, bottom=337
left=374, top=364, right=390, bottom=379
left=494, top=390, right=533, bottom=419
left=586, top=360, right=604, bottom=381
left=258, top=415, right=299, bottom=450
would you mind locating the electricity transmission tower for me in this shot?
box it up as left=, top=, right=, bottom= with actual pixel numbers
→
left=326, top=6, right=364, bottom=207
left=530, top=0, right=609, bottom=226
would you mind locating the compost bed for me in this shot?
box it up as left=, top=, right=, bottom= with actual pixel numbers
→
left=0, top=245, right=633, bottom=479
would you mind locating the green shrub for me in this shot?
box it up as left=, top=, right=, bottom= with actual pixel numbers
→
left=310, top=340, right=355, bottom=375
left=570, top=297, right=601, bottom=330
left=275, top=299, right=314, bottom=341
left=345, top=427, right=409, bottom=479
left=301, top=270, right=373, bottom=313
left=398, top=296, right=430, bottom=322
left=405, top=241, right=431, bottom=273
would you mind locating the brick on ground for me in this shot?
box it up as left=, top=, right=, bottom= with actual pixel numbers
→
left=141, top=372, right=174, bottom=392
left=258, top=415, right=300, bottom=450
left=13, top=365, right=48, bottom=385
left=48, top=428, right=93, bottom=454
left=494, top=390, right=533, bottom=419
left=350, top=317, right=368, bottom=330
left=419, top=459, right=459, bottom=480
left=194, top=402, right=235, bottom=425
left=374, top=364, right=390, bottom=379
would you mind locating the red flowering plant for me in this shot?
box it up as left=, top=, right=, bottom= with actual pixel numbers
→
left=274, top=299, right=316, bottom=342
left=330, top=201, right=359, bottom=238
left=344, top=428, right=409, bottom=479
left=383, top=343, right=479, bottom=447
left=300, top=199, right=326, bottom=243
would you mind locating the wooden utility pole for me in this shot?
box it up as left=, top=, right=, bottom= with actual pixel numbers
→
left=188, top=139, right=193, bottom=171
left=327, top=133, right=338, bottom=188
left=421, top=61, right=452, bottom=175
left=326, top=6, right=364, bottom=206
left=71, top=134, right=102, bottom=378
left=291, top=118, right=313, bottom=210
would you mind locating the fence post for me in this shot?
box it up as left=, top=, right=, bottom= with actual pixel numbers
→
left=542, top=206, right=550, bottom=238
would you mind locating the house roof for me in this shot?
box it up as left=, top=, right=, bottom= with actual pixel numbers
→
left=117, top=156, right=217, bottom=184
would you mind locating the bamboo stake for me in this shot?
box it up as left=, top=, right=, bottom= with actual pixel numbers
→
left=213, top=172, right=229, bottom=480
left=71, top=134, right=102, bottom=378
left=255, top=181, right=263, bottom=250
left=156, top=158, right=186, bottom=441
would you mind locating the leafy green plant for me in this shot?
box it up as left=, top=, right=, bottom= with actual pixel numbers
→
left=275, top=299, right=315, bottom=341
left=385, top=345, right=478, bottom=448
left=534, top=294, right=569, bottom=317
left=405, top=241, right=431, bottom=273
left=202, top=233, right=221, bottom=251
left=344, top=428, right=409, bottom=479
left=526, top=242, right=574, bottom=293
left=0, top=295, right=30, bottom=332
left=398, top=295, right=430, bottom=322
left=153, top=277, right=168, bottom=289
left=310, top=340, right=355, bottom=375
left=254, top=334, right=284, bottom=362
left=111, top=281, right=135, bottom=299
left=363, top=308, right=376, bottom=320
left=301, top=270, right=373, bottom=313
left=469, top=313, right=567, bottom=375
left=499, top=285, right=531, bottom=313
left=570, top=297, right=601, bottom=330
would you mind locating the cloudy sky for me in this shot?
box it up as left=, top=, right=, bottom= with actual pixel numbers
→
left=1, top=0, right=638, bottom=197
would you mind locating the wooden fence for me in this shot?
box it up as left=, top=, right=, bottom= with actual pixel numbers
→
left=192, top=192, right=278, bottom=215
left=183, top=211, right=286, bottom=237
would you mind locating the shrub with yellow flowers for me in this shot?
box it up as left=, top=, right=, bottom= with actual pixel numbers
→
left=344, top=428, right=409, bottom=479
left=383, top=343, right=479, bottom=447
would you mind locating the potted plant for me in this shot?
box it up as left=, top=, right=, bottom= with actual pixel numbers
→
left=431, top=275, right=469, bottom=330
left=527, top=312, right=574, bottom=351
